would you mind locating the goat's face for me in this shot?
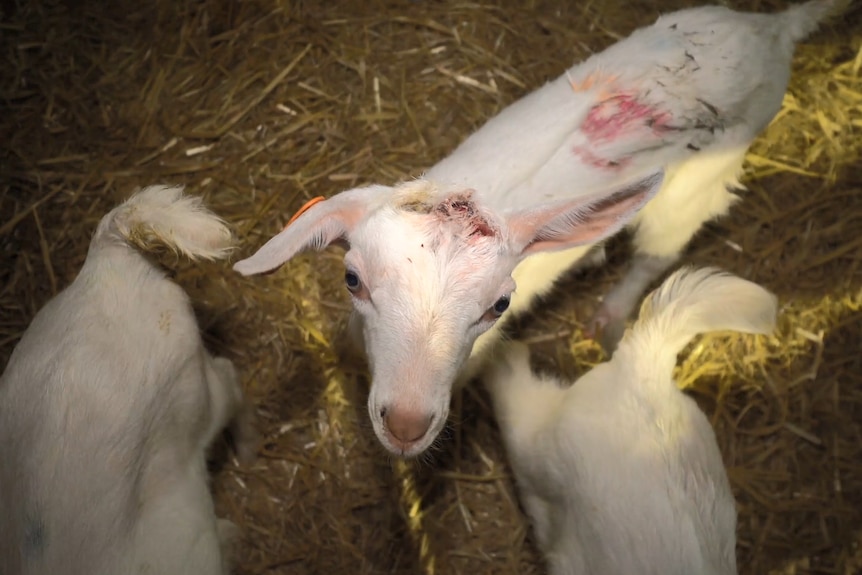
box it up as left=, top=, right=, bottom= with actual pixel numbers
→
left=235, top=173, right=663, bottom=457
left=343, top=188, right=518, bottom=456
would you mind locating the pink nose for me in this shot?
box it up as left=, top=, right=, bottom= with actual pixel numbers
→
left=383, top=407, right=433, bottom=446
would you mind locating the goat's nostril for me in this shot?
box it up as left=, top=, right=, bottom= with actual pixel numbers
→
left=383, top=407, right=433, bottom=444
left=379, top=407, right=387, bottom=419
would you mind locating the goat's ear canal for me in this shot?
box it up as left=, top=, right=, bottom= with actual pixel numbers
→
left=507, top=171, right=664, bottom=257
left=233, top=185, right=393, bottom=276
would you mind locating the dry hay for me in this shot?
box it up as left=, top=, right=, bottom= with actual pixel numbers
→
left=1, top=0, right=861, bottom=573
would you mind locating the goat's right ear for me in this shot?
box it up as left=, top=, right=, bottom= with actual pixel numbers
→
left=233, top=185, right=392, bottom=276
left=507, top=171, right=664, bottom=257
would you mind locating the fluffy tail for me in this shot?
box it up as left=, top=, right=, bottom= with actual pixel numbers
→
left=619, top=267, right=778, bottom=377
left=778, top=0, right=849, bottom=42
left=92, top=185, right=234, bottom=261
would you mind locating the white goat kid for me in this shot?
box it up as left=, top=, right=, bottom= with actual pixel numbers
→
left=0, top=186, right=256, bottom=575
left=429, top=0, right=841, bottom=356
left=237, top=176, right=663, bottom=457
left=483, top=267, right=778, bottom=575
left=235, top=0, right=839, bottom=457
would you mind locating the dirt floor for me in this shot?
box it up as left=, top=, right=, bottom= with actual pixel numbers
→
left=1, top=0, right=861, bottom=573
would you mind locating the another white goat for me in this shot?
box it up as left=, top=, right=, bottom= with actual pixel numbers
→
left=234, top=1, right=839, bottom=457
left=0, top=186, right=257, bottom=575
left=483, top=267, right=778, bottom=575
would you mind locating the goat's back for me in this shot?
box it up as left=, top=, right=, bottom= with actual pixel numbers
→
left=0, top=186, right=233, bottom=575
left=498, top=357, right=736, bottom=575
left=0, top=255, right=211, bottom=574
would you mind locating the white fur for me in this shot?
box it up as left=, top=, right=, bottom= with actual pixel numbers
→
left=0, top=185, right=255, bottom=575
left=483, top=267, right=778, bottom=575
left=235, top=1, right=838, bottom=456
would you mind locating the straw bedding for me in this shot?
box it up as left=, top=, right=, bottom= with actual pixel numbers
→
left=1, top=0, right=860, bottom=573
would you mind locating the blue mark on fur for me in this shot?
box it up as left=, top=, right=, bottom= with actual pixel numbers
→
left=24, top=518, right=46, bottom=557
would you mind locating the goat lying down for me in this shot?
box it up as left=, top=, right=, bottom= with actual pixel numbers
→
left=0, top=186, right=257, bottom=575
left=235, top=0, right=840, bottom=457
left=484, top=267, right=778, bottom=575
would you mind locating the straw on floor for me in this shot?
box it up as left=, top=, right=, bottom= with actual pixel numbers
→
left=1, top=0, right=860, bottom=573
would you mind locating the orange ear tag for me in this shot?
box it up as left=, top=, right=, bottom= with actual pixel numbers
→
left=284, top=196, right=326, bottom=230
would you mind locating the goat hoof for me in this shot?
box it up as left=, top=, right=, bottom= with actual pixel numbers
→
left=231, top=398, right=260, bottom=466
left=578, top=245, right=607, bottom=271
left=585, top=305, right=626, bottom=356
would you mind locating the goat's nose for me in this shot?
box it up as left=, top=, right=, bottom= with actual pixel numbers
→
left=382, top=406, right=433, bottom=445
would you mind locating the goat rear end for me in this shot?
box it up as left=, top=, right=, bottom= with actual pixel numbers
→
left=0, top=185, right=253, bottom=575
left=485, top=267, right=777, bottom=575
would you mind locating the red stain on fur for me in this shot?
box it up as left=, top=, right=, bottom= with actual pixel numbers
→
left=583, top=94, right=671, bottom=143
left=572, top=146, right=632, bottom=170
left=573, top=92, right=671, bottom=170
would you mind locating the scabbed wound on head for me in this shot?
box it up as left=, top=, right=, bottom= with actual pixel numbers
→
left=392, top=180, right=498, bottom=242
left=435, top=190, right=496, bottom=239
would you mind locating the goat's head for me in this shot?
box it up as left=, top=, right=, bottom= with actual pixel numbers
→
left=235, top=172, right=663, bottom=457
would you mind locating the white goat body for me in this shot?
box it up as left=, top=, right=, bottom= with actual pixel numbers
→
left=0, top=186, right=255, bottom=575
left=449, top=0, right=844, bottom=358
left=484, top=267, right=778, bottom=575
left=234, top=1, right=839, bottom=457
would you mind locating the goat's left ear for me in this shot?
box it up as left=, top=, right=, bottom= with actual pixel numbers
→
left=507, top=171, right=664, bottom=257
left=233, top=184, right=393, bottom=276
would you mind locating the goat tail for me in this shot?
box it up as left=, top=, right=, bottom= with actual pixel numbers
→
left=619, top=266, right=777, bottom=377
left=92, top=185, right=234, bottom=261
left=778, top=0, right=849, bottom=43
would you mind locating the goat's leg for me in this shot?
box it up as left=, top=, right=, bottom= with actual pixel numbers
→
left=203, top=355, right=259, bottom=463
left=519, top=488, right=588, bottom=575
left=215, top=518, right=241, bottom=565
left=586, top=145, right=749, bottom=354
left=586, top=253, right=678, bottom=353
left=229, top=396, right=259, bottom=465
left=519, top=490, right=554, bottom=553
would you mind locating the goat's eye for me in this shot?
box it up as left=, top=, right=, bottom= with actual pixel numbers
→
left=492, top=296, right=511, bottom=316
left=479, top=295, right=511, bottom=324
left=345, top=270, right=361, bottom=293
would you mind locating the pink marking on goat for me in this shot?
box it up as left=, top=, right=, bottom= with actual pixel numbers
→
left=571, top=146, right=632, bottom=171
left=583, top=94, right=671, bottom=143
left=435, top=192, right=496, bottom=238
